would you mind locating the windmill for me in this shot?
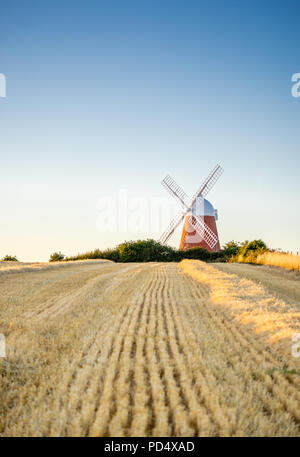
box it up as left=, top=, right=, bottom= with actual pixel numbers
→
left=159, top=164, right=223, bottom=251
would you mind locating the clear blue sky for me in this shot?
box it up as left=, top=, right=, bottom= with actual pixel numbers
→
left=1, top=0, right=300, bottom=261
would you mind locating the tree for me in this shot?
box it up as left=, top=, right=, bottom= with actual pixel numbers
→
left=239, top=239, right=267, bottom=258
left=222, top=240, right=240, bottom=258
left=1, top=255, right=18, bottom=261
left=49, top=251, right=65, bottom=262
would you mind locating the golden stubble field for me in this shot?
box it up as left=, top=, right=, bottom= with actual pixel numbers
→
left=0, top=259, right=299, bottom=437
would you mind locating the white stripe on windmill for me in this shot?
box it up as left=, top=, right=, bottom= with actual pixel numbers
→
left=159, top=164, right=223, bottom=251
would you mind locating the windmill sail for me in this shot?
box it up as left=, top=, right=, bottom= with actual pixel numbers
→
left=161, top=175, right=190, bottom=208
left=159, top=210, right=186, bottom=245
left=189, top=164, right=223, bottom=206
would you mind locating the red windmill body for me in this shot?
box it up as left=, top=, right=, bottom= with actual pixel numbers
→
left=159, top=165, right=223, bottom=252
left=179, top=199, right=220, bottom=251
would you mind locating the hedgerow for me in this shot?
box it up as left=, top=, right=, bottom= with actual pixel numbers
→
left=57, top=239, right=258, bottom=263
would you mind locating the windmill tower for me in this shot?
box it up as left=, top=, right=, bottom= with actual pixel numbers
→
left=159, top=165, right=223, bottom=252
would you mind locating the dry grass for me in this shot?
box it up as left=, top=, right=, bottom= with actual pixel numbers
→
left=212, top=262, right=300, bottom=308
left=0, top=259, right=111, bottom=275
left=0, top=260, right=299, bottom=436
left=235, top=251, right=300, bottom=272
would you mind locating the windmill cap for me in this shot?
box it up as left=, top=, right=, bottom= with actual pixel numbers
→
left=191, top=198, right=216, bottom=217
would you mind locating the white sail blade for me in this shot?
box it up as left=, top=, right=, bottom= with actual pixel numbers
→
left=161, top=175, right=190, bottom=208
left=159, top=209, right=187, bottom=244
left=190, top=214, right=218, bottom=249
left=189, top=164, right=223, bottom=205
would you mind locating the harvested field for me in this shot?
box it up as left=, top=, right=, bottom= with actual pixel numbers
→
left=0, top=259, right=111, bottom=275
left=213, top=262, right=300, bottom=308
left=0, top=260, right=299, bottom=436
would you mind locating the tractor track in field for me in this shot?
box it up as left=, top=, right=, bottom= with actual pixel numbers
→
left=179, top=266, right=300, bottom=433
left=23, top=264, right=140, bottom=321
left=187, top=271, right=299, bottom=391
left=0, top=260, right=299, bottom=436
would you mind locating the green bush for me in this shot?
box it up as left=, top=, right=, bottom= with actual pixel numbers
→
left=222, top=240, right=240, bottom=258
left=59, top=238, right=268, bottom=264
left=1, top=255, right=18, bottom=261
left=65, top=248, right=120, bottom=262
left=239, top=239, right=267, bottom=259
left=179, top=247, right=213, bottom=261
left=49, top=251, right=65, bottom=262
left=63, top=240, right=179, bottom=263
left=180, top=245, right=239, bottom=263
left=117, top=239, right=179, bottom=262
